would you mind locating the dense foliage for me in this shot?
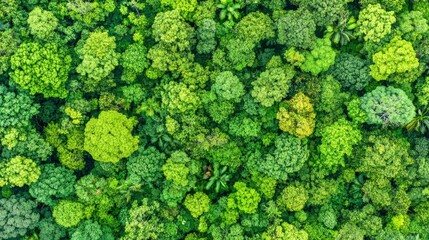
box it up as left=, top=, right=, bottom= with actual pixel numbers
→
left=1, top=0, right=429, bottom=239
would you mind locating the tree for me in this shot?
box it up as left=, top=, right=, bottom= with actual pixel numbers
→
left=360, top=86, right=416, bottom=127
left=10, top=42, right=71, bottom=98
left=359, top=0, right=405, bottom=13
left=27, top=7, right=58, bottom=39
left=356, top=132, right=413, bottom=180
left=318, top=119, right=362, bottom=172
left=277, top=185, right=308, bottom=212
left=84, top=110, right=139, bottom=163
left=211, top=71, right=245, bottom=102
left=122, top=199, right=164, bottom=240
left=398, top=11, right=429, bottom=43
left=127, top=146, right=166, bottom=185
left=71, top=220, right=114, bottom=240
left=196, top=18, right=217, bottom=54
left=120, top=43, right=149, bottom=83
left=357, top=4, right=396, bottom=42
left=226, top=38, right=256, bottom=71
left=235, top=11, right=274, bottom=44
left=329, top=53, right=372, bottom=91
left=53, top=200, right=90, bottom=228
left=300, top=38, right=336, bottom=76
left=228, top=181, right=261, bottom=214
left=369, top=36, right=419, bottom=82
left=276, top=9, right=316, bottom=50
left=184, top=192, right=211, bottom=218
left=0, top=86, right=39, bottom=129
left=76, top=31, right=119, bottom=92
left=161, top=81, right=201, bottom=115
left=251, top=65, right=295, bottom=107
left=276, top=92, right=316, bottom=138
left=151, top=10, right=195, bottom=51
left=300, top=0, right=348, bottom=26
left=0, top=196, right=39, bottom=240
left=262, top=220, right=308, bottom=240
left=0, top=156, right=40, bottom=187
left=29, top=164, right=76, bottom=206
left=162, top=151, right=192, bottom=187
left=258, top=134, right=310, bottom=181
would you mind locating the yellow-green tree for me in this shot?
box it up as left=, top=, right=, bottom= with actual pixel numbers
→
left=276, top=92, right=316, bottom=138
left=84, top=111, right=138, bottom=163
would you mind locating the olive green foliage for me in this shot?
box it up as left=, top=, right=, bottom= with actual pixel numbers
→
left=276, top=9, right=316, bottom=50
left=27, top=7, right=58, bottom=39
left=356, top=133, right=413, bottom=180
left=319, top=119, right=362, bottom=172
left=235, top=11, right=275, bottom=44
left=161, top=81, right=201, bottom=114
left=76, top=31, right=119, bottom=91
left=277, top=185, right=308, bottom=212
left=258, top=134, right=310, bottom=181
left=0, top=196, right=39, bottom=240
left=262, top=221, right=308, bottom=240
left=398, top=11, right=429, bottom=42
left=361, top=86, right=416, bottom=127
left=212, top=71, right=245, bottom=102
left=300, top=38, right=336, bottom=76
left=10, top=42, right=71, bottom=98
left=0, top=156, right=40, bottom=187
left=357, top=4, right=396, bottom=42
left=123, top=199, right=164, bottom=240
left=84, top=110, right=138, bottom=163
left=370, top=36, right=419, bottom=81
left=276, top=92, right=316, bottom=138
left=251, top=65, right=295, bottom=107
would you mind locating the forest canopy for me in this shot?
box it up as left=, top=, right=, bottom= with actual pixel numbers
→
left=1, top=0, right=429, bottom=239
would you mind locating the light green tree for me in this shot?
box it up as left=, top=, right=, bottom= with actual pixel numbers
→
left=357, top=4, right=396, bottom=42
left=84, top=111, right=138, bottom=163
left=76, top=31, right=119, bottom=91
left=10, top=42, right=71, bottom=98
left=184, top=192, right=211, bottom=218
left=370, top=36, right=419, bottom=81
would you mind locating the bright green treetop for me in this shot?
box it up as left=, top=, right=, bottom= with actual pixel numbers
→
left=300, top=38, right=336, bottom=76
left=84, top=110, right=138, bottom=163
left=76, top=31, right=119, bottom=91
left=53, top=200, right=90, bottom=228
left=184, top=192, right=211, bottom=218
left=10, top=42, right=71, bottom=98
left=357, top=4, right=396, bottom=42
left=228, top=181, right=261, bottom=214
left=0, top=156, right=40, bottom=187
left=27, top=7, right=58, bottom=39
left=370, top=36, right=419, bottom=81
left=319, top=119, right=362, bottom=172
